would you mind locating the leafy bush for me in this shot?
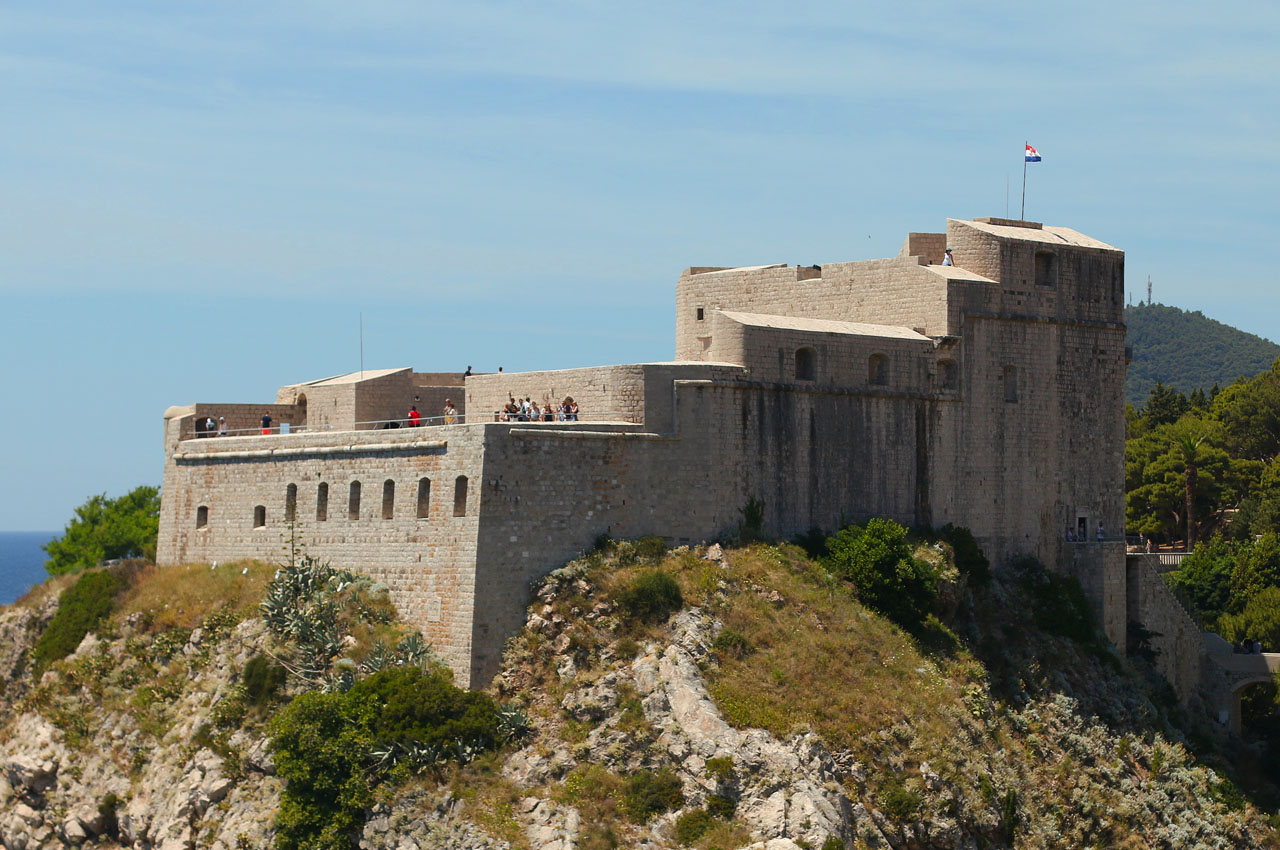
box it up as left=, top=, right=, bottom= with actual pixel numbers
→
left=792, top=526, right=829, bottom=559
left=98, top=792, right=122, bottom=840
left=1028, top=567, right=1099, bottom=645
left=821, top=838, right=845, bottom=850
left=705, top=756, right=735, bottom=784
left=32, top=569, right=126, bottom=674
left=711, top=629, right=752, bottom=660
left=739, top=496, right=766, bottom=542
left=269, top=691, right=377, bottom=850
left=673, top=809, right=714, bottom=845
left=937, top=524, right=990, bottom=587
left=243, top=653, right=287, bottom=709
left=44, top=485, right=160, bottom=575
left=349, top=666, right=500, bottom=753
left=826, top=519, right=937, bottom=626
left=616, top=570, right=684, bottom=624
left=706, top=793, right=736, bottom=818
left=621, top=769, right=684, bottom=822
left=877, top=777, right=921, bottom=822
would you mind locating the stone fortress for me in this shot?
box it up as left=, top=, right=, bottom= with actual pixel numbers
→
left=159, top=215, right=1136, bottom=691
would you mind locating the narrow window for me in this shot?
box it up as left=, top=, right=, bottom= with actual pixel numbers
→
left=196, top=505, right=208, bottom=529
left=349, top=481, right=361, bottom=520
left=417, top=478, right=431, bottom=519
left=696, top=307, right=705, bottom=321
left=940, top=359, right=958, bottom=391
left=253, top=505, right=266, bottom=528
left=869, top=354, right=889, bottom=386
left=1004, top=364, right=1018, bottom=402
left=382, top=479, right=395, bottom=520
left=1034, top=251, right=1055, bottom=286
left=454, top=475, right=468, bottom=517
left=285, top=483, right=297, bottom=522
left=795, top=347, right=816, bottom=381
left=316, top=482, right=328, bottom=521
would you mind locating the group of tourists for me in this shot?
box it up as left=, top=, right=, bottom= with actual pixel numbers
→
left=1065, top=524, right=1105, bottom=542
left=404, top=399, right=458, bottom=427
left=195, top=416, right=230, bottom=437
left=1234, top=639, right=1267, bottom=655
left=497, top=396, right=579, bottom=422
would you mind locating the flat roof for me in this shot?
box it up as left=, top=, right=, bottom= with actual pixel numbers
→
left=954, top=218, right=1119, bottom=251
left=304, top=368, right=408, bottom=386
left=718, top=311, right=930, bottom=341
left=920, top=265, right=996, bottom=283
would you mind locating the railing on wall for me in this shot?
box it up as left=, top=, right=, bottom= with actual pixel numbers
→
left=183, top=411, right=641, bottom=440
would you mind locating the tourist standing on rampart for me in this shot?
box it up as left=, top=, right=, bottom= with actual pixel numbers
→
left=217, top=417, right=227, bottom=437
left=261, top=412, right=272, bottom=434
left=443, top=399, right=457, bottom=425
left=408, top=406, right=421, bottom=427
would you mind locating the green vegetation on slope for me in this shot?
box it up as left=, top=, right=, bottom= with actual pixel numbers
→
left=1125, top=302, right=1280, bottom=405
left=43, top=485, right=160, bottom=575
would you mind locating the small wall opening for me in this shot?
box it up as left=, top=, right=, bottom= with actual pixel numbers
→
left=196, top=505, right=208, bottom=529
left=295, top=393, right=308, bottom=429
left=940, top=359, right=958, bottom=391
left=869, top=354, right=889, bottom=386
left=382, top=479, right=395, bottom=520
left=1004, top=364, right=1018, bottom=402
left=696, top=307, right=705, bottom=321
left=454, top=475, right=468, bottom=517
left=1035, top=251, right=1056, bottom=286
left=285, top=483, right=297, bottom=522
left=417, top=478, right=431, bottom=519
left=316, top=483, right=329, bottom=521
left=349, top=481, right=361, bottom=520
left=253, top=505, right=266, bottom=528
left=795, top=347, right=816, bottom=382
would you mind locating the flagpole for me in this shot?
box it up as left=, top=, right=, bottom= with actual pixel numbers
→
left=1020, top=141, right=1027, bottom=220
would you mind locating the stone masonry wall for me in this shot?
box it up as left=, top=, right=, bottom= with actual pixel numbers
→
left=1126, top=553, right=1204, bottom=702
left=157, top=421, right=486, bottom=684
left=465, top=366, right=651, bottom=424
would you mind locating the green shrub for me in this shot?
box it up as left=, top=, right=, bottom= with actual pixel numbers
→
left=1028, top=568, right=1098, bottom=645
left=616, top=571, right=684, bottom=624
left=32, top=569, right=126, bottom=674
left=673, top=809, right=714, bottom=845
left=269, top=691, right=377, bottom=850
left=706, top=793, right=736, bottom=818
left=937, top=524, right=990, bottom=587
left=98, top=792, right=122, bottom=840
left=711, top=629, right=752, bottom=660
left=622, top=769, right=684, bottom=822
left=826, top=519, right=937, bottom=626
left=633, top=536, right=667, bottom=564
left=615, top=636, right=640, bottom=659
left=704, top=756, right=735, bottom=784
left=739, top=496, right=766, bottom=542
left=999, top=788, right=1018, bottom=842
left=348, top=666, right=499, bottom=752
left=821, top=838, right=845, bottom=850
left=243, top=653, right=287, bottom=709
left=269, top=666, right=503, bottom=850
left=792, top=526, right=829, bottom=559
left=877, top=778, right=921, bottom=822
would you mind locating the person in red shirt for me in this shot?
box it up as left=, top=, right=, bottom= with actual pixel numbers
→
left=407, top=406, right=421, bottom=427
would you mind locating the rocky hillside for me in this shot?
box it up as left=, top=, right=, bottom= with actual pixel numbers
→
left=1, top=539, right=1277, bottom=850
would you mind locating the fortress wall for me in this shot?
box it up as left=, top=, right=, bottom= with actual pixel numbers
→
left=899, top=232, right=947, bottom=265
left=156, top=425, right=487, bottom=683
left=183, top=404, right=299, bottom=439
left=353, top=369, right=417, bottom=428
left=676, top=260, right=951, bottom=360
left=464, top=366, right=650, bottom=423
left=727, top=320, right=935, bottom=390
left=1126, top=553, right=1204, bottom=700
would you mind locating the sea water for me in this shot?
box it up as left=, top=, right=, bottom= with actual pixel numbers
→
left=0, top=532, right=56, bottom=605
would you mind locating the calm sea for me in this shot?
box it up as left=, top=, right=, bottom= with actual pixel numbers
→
left=0, top=532, right=56, bottom=606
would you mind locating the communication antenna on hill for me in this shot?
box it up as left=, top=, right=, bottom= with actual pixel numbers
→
left=1147, top=275, right=1152, bottom=306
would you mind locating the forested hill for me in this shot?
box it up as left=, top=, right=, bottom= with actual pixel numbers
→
left=1126, top=302, right=1280, bottom=405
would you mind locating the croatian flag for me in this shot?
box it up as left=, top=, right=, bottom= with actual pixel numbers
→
left=1025, top=143, right=1041, bottom=162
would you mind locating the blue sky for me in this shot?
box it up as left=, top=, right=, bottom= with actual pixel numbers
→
left=2, top=1, right=1278, bottom=531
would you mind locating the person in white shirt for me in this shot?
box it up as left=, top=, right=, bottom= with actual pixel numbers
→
left=942, top=248, right=953, bottom=266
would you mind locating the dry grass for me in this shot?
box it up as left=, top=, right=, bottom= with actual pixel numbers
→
left=10, top=571, right=77, bottom=611
left=679, top=543, right=985, bottom=767
left=115, top=560, right=276, bottom=632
